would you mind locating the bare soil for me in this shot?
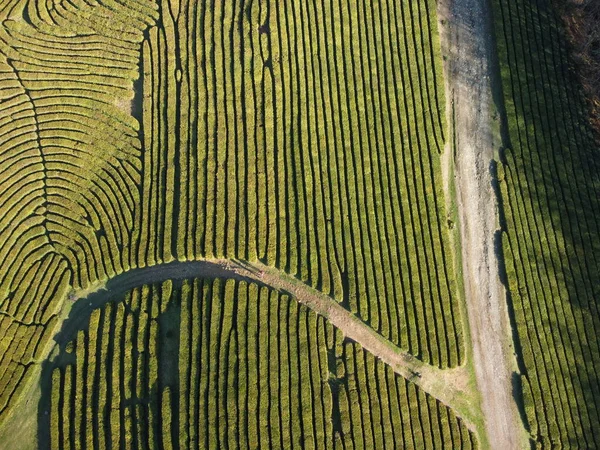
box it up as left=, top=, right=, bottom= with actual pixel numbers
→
left=436, top=0, right=529, bottom=447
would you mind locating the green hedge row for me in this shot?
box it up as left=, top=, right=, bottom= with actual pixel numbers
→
left=45, top=277, right=474, bottom=448
left=1, top=0, right=465, bottom=426
left=138, top=0, right=464, bottom=368
left=493, top=0, right=600, bottom=445
left=0, top=0, right=155, bottom=414
left=337, top=341, right=477, bottom=449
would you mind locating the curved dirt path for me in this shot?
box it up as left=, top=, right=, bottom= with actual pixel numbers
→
left=230, top=260, right=479, bottom=427
left=50, top=258, right=479, bottom=430
left=436, top=0, right=529, bottom=448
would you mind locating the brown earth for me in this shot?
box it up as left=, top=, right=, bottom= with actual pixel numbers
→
left=556, top=0, right=600, bottom=133
left=436, top=0, right=530, bottom=447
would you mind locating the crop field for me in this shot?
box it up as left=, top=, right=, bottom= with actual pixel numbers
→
left=39, top=278, right=476, bottom=449
left=493, top=0, right=600, bottom=446
left=132, top=0, right=464, bottom=368
left=0, top=0, right=599, bottom=447
left=0, top=0, right=478, bottom=447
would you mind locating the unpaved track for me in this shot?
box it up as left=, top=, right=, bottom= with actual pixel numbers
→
left=437, top=0, right=528, bottom=448
left=50, top=258, right=478, bottom=430
left=231, top=260, right=479, bottom=427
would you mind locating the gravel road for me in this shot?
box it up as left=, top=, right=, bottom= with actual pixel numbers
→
left=437, top=0, right=529, bottom=448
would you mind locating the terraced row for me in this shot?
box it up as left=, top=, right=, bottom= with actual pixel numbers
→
left=493, top=0, right=600, bottom=445
left=0, top=0, right=465, bottom=427
left=40, top=278, right=477, bottom=449
left=144, top=0, right=463, bottom=367
left=0, top=0, right=158, bottom=414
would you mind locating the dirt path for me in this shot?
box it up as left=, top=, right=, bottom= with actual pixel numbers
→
left=436, top=0, right=529, bottom=448
left=45, top=258, right=479, bottom=431
left=229, top=260, right=479, bottom=427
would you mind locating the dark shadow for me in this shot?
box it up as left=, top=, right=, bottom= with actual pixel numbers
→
left=511, top=371, right=530, bottom=434
left=38, top=271, right=354, bottom=449
left=490, top=160, right=527, bottom=378
left=36, top=260, right=265, bottom=448
left=326, top=343, right=344, bottom=439
left=50, top=261, right=250, bottom=350
left=131, top=35, right=145, bottom=123
left=489, top=0, right=600, bottom=444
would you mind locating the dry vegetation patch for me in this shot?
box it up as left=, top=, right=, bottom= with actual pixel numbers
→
left=556, top=0, right=600, bottom=131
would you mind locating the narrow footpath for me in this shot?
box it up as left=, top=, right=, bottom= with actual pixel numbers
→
left=52, top=258, right=479, bottom=430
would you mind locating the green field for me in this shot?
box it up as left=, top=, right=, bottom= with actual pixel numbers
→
left=0, top=0, right=598, bottom=447
left=0, top=0, right=471, bottom=446
left=493, top=0, right=600, bottom=446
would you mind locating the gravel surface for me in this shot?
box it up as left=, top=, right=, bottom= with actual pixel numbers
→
left=437, top=0, right=529, bottom=448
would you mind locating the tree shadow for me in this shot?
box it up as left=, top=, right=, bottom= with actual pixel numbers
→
left=490, top=0, right=600, bottom=443
left=37, top=279, right=186, bottom=450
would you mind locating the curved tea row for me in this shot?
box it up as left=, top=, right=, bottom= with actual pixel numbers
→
left=0, top=0, right=158, bottom=413
left=0, top=0, right=469, bottom=441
